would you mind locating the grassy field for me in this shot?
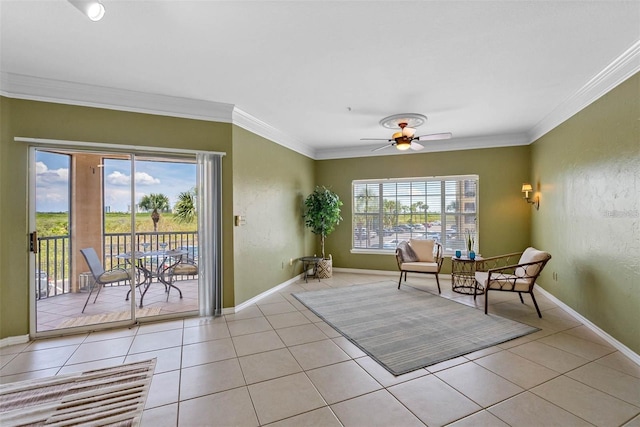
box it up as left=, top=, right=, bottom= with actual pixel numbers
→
left=36, top=212, right=197, bottom=237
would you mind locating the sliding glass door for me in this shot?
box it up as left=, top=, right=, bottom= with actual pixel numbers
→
left=31, top=148, right=199, bottom=335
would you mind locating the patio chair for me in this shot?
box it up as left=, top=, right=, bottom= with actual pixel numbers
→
left=474, top=247, right=551, bottom=317
left=161, top=257, right=196, bottom=301
left=80, top=248, right=132, bottom=313
left=395, top=239, right=444, bottom=293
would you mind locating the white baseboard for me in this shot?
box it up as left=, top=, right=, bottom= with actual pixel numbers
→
left=0, top=334, right=30, bottom=349
left=534, top=285, right=640, bottom=366
left=231, top=273, right=304, bottom=313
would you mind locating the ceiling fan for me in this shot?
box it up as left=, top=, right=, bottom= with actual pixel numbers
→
left=361, top=113, right=452, bottom=152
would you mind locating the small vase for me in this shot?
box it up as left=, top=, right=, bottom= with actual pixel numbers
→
left=469, top=250, right=476, bottom=260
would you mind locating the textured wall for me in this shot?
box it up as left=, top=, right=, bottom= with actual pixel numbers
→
left=231, top=126, right=315, bottom=305
left=531, top=73, right=640, bottom=353
left=315, top=145, right=532, bottom=274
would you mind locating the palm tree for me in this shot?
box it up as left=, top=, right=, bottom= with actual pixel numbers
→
left=174, top=189, right=196, bottom=224
left=139, top=193, right=169, bottom=231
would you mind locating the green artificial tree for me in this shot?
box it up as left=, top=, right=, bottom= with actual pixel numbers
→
left=303, top=186, right=343, bottom=259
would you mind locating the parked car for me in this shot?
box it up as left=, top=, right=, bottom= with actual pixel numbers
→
left=383, top=239, right=401, bottom=249
left=425, top=231, right=441, bottom=242
left=354, top=228, right=376, bottom=240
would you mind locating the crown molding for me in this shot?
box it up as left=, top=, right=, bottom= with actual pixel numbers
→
left=231, top=108, right=316, bottom=159
left=2, top=33, right=637, bottom=161
left=314, top=133, right=530, bottom=160
left=0, top=72, right=235, bottom=123
left=0, top=72, right=317, bottom=158
left=528, top=40, right=640, bottom=143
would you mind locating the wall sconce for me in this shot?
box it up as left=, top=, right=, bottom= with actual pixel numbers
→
left=521, top=183, right=539, bottom=210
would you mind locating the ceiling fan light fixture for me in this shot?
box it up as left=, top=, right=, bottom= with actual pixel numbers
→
left=402, top=126, right=416, bottom=138
left=380, top=113, right=428, bottom=129
left=396, top=140, right=411, bottom=151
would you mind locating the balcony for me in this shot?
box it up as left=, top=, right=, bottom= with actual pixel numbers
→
left=35, top=231, right=198, bottom=332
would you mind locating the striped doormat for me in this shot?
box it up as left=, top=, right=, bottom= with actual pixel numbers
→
left=0, top=359, right=155, bottom=426
left=294, top=281, right=538, bottom=375
left=57, top=307, right=162, bottom=329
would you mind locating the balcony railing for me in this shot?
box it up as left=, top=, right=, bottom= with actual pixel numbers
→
left=35, top=231, right=197, bottom=300
left=36, top=235, right=70, bottom=299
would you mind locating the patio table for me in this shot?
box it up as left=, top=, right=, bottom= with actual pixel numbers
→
left=117, top=249, right=186, bottom=307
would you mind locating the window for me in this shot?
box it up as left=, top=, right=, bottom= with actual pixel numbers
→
left=352, top=175, right=478, bottom=254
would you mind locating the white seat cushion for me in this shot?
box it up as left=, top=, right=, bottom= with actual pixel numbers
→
left=515, top=247, right=550, bottom=277
left=100, top=270, right=130, bottom=283
left=475, top=271, right=531, bottom=292
left=173, top=264, right=198, bottom=275
left=409, top=239, right=435, bottom=262
left=401, top=262, right=439, bottom=273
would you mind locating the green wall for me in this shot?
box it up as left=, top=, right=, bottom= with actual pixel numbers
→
left=2, top=71, right=638, bottom=356
left=315, top=145, right=532, bottom=274
left=231, top=126, right=315, bottom=304
left=0, top=97, right=236, bottom=337
left=531, top=73, right=640, bottom=354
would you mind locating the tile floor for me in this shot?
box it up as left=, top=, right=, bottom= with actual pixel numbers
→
left=2, top=272, right=640, bottom=426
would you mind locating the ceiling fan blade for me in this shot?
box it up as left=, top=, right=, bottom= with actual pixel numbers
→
left=410, top=141, right=424, bottom=151
left=372, top=142, right=394, bottom=152
left=361, top=138, right=392, bottom=141
left=415, top=132, right=453, bottom=141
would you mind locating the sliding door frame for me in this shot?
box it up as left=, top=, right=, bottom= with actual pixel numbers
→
left=21, top=137, right=225, bottom=338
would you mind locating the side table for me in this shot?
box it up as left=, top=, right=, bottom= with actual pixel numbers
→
left=300, top=256, right=322, bottom=283
left=451, top=256, right=484, bottom=295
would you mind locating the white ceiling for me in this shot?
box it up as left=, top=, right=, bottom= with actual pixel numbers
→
left=1, top=1, right=639, bottom=159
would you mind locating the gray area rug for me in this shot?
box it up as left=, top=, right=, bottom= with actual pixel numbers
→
left=293, top=282, right=538, bottom=375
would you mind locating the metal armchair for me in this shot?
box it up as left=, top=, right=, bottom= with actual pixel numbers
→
left=474, top=247, right=552, bottom=317
left=395, top=239, right=444, bottom=293
left=80, top=248, right=132, bottom=313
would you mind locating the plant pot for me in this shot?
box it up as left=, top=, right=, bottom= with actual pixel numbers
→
left=317, top=255, right=333, bottom=278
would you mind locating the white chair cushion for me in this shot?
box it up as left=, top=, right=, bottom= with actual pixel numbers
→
left=475, top=272, right=531, bottom=292
left=100, top=270, right=130, bottom=283
left=173, top=264, right=198, bottom=275
left=401, top=262, right=439, bottom=273
left=409, top=239, right=435, bottom=262
left=515, top=247, right=550, bottom=277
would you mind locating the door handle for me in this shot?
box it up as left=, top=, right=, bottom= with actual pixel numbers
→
left=30, top=232, right=38, bottom=253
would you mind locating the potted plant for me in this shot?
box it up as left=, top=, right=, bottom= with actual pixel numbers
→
left=466, top=230, right=476, bottom=259
left=303, top=186, right=343, bottom=278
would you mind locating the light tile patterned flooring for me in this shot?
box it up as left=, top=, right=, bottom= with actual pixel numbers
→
left=2, top=272, right=640, bottom=426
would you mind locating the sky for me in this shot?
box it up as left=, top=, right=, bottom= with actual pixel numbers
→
left=35, top=151, right=196, bottom=213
